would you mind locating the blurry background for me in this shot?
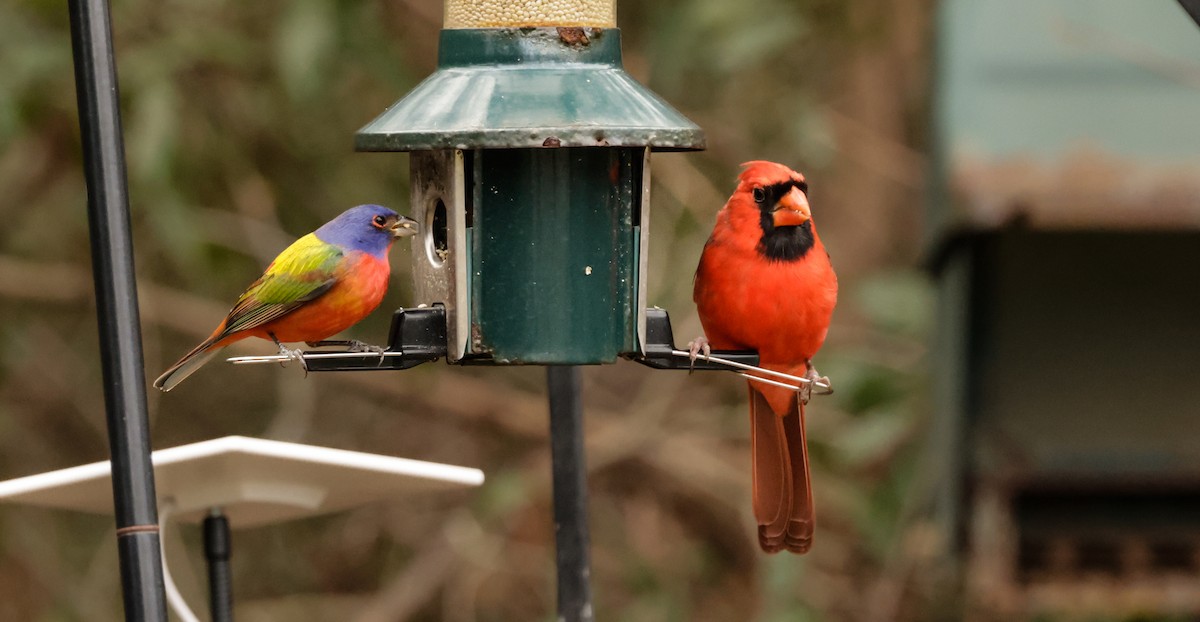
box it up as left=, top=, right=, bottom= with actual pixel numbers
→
left=1, top=0, right=1196, bottom=619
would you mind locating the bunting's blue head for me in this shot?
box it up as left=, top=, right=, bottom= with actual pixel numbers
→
left=315, top=204, right=418, bottom=258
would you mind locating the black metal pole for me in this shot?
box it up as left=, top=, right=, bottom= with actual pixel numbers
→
left=66, top=0, right=168, bottom=618
left=204, top=508, right=234, bottom=622
left=546, top=366, right=594, bottom=622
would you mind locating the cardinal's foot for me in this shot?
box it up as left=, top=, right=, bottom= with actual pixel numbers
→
left=801, top=364, right=832, bottom=405
left=686, top=336, right=712, bottom=372
left=814, top=375, right=833, bottom=395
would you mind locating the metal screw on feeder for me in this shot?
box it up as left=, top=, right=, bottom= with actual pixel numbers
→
left=355, top=2, right=704, bottom=620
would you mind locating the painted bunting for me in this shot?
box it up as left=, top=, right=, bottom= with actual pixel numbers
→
left=154, top=204, right=418, bottom=392
left=691, top=162, right=838, bottom=554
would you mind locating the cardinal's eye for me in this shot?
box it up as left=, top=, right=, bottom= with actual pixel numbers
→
left=752, top=187, right=766, bottom=204
left=372, top=215, right=387, bottom=227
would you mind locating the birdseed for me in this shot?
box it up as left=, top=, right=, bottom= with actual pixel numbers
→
left=444, top=0, right=615, bottom=28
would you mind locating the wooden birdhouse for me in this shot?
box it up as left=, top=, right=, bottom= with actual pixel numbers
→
left=929, top=1, right=1200, bottom=617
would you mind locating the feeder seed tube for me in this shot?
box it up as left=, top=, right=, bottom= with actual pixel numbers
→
left=444, top=0, right=615, bottom=28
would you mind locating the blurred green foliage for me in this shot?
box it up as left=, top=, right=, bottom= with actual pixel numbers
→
left=0, top=0, right=940, bottom=620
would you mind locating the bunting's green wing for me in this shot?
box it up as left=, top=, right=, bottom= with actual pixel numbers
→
left=217, top=233, right=344, bottom=337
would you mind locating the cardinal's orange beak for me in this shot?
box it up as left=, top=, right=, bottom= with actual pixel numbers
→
left=772, top=187, right=811, bottom=228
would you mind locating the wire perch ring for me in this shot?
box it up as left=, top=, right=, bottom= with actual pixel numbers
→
left=667, top=350, right=832, bottom=395
left=226, top=351, right=402, bottom=365
left=225, top=348, right=832, bottom=396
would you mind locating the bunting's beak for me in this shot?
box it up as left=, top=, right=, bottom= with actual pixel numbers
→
left=390, top=216, right=419, bottom=237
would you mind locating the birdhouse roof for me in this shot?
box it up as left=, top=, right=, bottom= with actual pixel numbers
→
left=929, top=0, right=1200, bottom=265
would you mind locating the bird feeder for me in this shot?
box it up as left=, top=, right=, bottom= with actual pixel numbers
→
left=352, top=5, right=707, bottom=621
left=224, top=6, right=828, bottom=620
left=355, top=0, right=705, bottom=365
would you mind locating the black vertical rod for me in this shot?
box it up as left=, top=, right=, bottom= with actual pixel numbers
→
left=66, top=0, right=168, bottom=618
left=546, top=366, right=594, bottom=622
left=204, top=508, right=234, bottom=622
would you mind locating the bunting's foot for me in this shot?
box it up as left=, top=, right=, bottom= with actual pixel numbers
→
left=306, top=339, right=385, bottom=354
left=306, top=339, right=387, bottom=366
left=272, top=333, right=308, bottom=376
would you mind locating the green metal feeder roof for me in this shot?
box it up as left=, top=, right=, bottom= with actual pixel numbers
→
left=356, top=28, right=705, bottom=152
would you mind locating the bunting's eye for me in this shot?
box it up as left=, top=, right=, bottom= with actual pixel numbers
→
left=372, top=215, right=387, bottom=227
left=752, top=187, right=766, bottom=204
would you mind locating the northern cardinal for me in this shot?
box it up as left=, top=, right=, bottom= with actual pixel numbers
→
left=154, top=205, right=418, bottom=391
left=692, top=161, right=838, bottom=554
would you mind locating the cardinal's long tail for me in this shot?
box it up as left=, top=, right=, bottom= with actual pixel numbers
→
left=153, top=333, right=231, bottom=392
left=749, top=385, right=814, bottom=554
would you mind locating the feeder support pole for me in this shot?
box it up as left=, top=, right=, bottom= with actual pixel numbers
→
left=204, top=508, right=234, bottom=622
left=67, top=0, right=168, bottom=618
left=547, top=366, right=595, bottom=622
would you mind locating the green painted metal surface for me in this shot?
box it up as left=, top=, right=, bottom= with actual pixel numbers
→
left=471, top=148, right=639, bottom=364
left=939, top=0, right=1200, bottom=162
left=355, top=28, right=705, bottom=151
left=358, top=26, right=700, bottom=364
